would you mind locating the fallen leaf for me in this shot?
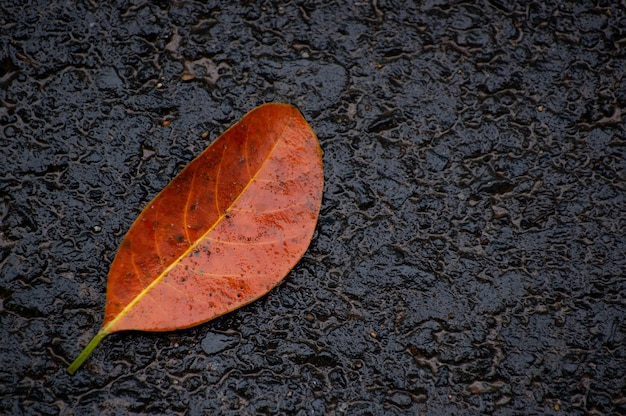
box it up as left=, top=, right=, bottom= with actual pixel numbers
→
left=67, top=103, right=324, bottom=375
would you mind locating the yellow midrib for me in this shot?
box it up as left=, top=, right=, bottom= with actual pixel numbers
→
left=103, top=113, right=290, bottom=333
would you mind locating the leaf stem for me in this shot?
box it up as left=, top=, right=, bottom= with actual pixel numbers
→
left=67, top=329, right=108, bottom=375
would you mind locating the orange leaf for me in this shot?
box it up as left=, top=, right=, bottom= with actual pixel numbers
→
left=67, top=103, right=324, bottom=374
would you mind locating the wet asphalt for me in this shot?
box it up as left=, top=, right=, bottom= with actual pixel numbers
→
left=1, top=1, right=625, bottom=415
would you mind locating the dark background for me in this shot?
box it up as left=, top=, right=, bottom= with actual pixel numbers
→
left=1, top=1, right=625, bottom=415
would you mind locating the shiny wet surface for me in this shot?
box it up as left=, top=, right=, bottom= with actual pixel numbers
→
left=1, top=1, right=625, bottom=415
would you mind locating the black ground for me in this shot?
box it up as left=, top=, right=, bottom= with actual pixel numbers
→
left=1, top=1, right=625, bottom=415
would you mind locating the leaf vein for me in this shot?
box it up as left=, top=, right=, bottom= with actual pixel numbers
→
left=103, top=116, right=287, bottom=334
left=182, top=167, right=198, bottom=244
left=205, top=230, right=307, bottom=246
